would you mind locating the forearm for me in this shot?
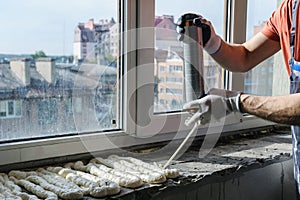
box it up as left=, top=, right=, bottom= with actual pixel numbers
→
left=210, top=40, right=250, bottom=72
left=209, top=33, right=280, bottom=73
left=240, top=93, right=300, bottom=125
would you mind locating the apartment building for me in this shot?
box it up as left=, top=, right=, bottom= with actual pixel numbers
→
left=0, top=58, right=117, bottom=141
left=73, top=18, right=117, bottom=65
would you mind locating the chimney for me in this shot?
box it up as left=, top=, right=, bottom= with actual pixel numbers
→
left=10, top=58, right=31, bottom=86
left=86, top=19, right=94, bottom=30
left=35, top=57, right=56, bottom=83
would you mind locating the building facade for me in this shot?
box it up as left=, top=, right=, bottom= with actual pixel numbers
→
left=0, top=58, right=117, bottom=141
left=73, top=18, right=117, bottom=65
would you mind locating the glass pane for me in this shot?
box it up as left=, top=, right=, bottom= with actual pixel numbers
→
left=15, top=100, right=22, bottom=116
left=244, top=0, right=278, bottom=95
left=38, top=99, right=57, bottom=125
left=0, top=0, right=119, bottom=141
left=0, top=101, right=6, bottom=117
left=7, top=101, right=14, bottom=116
left=154, top=0, right=224, bottom=113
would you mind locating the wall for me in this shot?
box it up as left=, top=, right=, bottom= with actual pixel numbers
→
left=148, top=159, right=296, bottom=200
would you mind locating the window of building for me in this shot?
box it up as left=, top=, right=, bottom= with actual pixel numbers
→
left=169, top=65, right=182, bottom=73
left=14, top=100, right=22, bottom=116
left=166, top=77, right=182, bottom=83
left=0, top=101, right=6, bottom=117
left=0, top=100, right=22, bottom=118
left=166, top=88, right=182, bottom=95
left=65, top=97, right=73, bottom=114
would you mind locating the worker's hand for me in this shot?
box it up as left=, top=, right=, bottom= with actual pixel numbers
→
left=177, top=13, right=211, bottom=46
left=183, top=88, right=242, bottom=126
left=177, top=13, right=222, bottom=55
left=193, top=17, right=222, bottom=55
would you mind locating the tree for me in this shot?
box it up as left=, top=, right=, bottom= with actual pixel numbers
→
left=31, top=50, right=47, bottom=59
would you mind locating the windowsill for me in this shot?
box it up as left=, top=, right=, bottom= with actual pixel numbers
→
left=114, top=128, right=294, bottom=200
left=0, top=124, right=294, bottom=200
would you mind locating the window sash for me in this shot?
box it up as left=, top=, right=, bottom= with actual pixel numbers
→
left=135, top=0, right=274, bottom=137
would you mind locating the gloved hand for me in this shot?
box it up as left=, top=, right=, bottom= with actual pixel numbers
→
left=193, top=17, right=222, bottom=55
left=183, top=88, right=242, bottom=126
left=177, top=13, right=222, bottom=55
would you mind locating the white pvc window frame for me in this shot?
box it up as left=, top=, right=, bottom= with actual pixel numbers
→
left=0, top=0, right=275, bottom=167
left=0, top=0, right=135, bottom=165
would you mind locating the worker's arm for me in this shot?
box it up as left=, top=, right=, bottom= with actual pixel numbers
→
left=182, top=15, right=298, bottom=126
left=240, top=93, right=300, bottom=125
left=211, top=33, right=281, bottom=72
left=195, top=17, right=281, bottom=72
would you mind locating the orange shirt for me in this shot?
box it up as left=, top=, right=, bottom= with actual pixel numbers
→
left=261, top=0, right=300, bottom=76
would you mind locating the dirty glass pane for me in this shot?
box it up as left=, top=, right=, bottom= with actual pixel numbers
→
left=154, top=0, right=224, bottom=113
left=15, top=100, right=22, bottom=116
left=0, top=0, right=119, bottom=142
left=0, top=101, right=6, bottom=117
left=244, top=0, right=278, bottom=95
left=7, top=101, right=14, bottom=116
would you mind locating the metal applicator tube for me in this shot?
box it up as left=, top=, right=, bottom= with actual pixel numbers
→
left=182, top=21, right=205, bottom=102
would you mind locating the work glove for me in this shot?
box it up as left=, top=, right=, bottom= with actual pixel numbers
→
left=177, top=13, right=222, bottom=55
left=183, top=88, right=242, bottom=126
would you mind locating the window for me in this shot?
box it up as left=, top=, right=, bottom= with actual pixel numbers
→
left=154, top=0, right=225, bottom=113
left=0, top=100, right=22, bottom=118
left=166, top=77, right=182, bottom=83
left=0, top=101, right=6, bottom=117
left=0, top=0, right=281, bottom=166
left=166, top=88, right=182, bottom=95
left=134, top=0, right=229, bottom=137
left=244, top=0, right=279, bottom=96
left=65, top=97, right=73, bottom=114
left=135, top=0, right=275, bottom=137
left=169, top=65, right=182, bottom=73
left=0, top=0, right=120, bottom=141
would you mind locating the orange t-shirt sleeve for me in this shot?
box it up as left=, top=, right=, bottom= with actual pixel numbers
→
left=261, top=11, right=281, bottom=42
left=260, top=0, right=293, bottom=75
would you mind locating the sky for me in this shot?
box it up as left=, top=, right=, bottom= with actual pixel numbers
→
left=0, top=0, right=117, bottom=55
left=156, top=0, right=277, bottom=38
left=0, top=0, right=276, bottom=56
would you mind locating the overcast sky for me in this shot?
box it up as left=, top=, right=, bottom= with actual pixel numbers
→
left=0, top=0, right=276, bottom=55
